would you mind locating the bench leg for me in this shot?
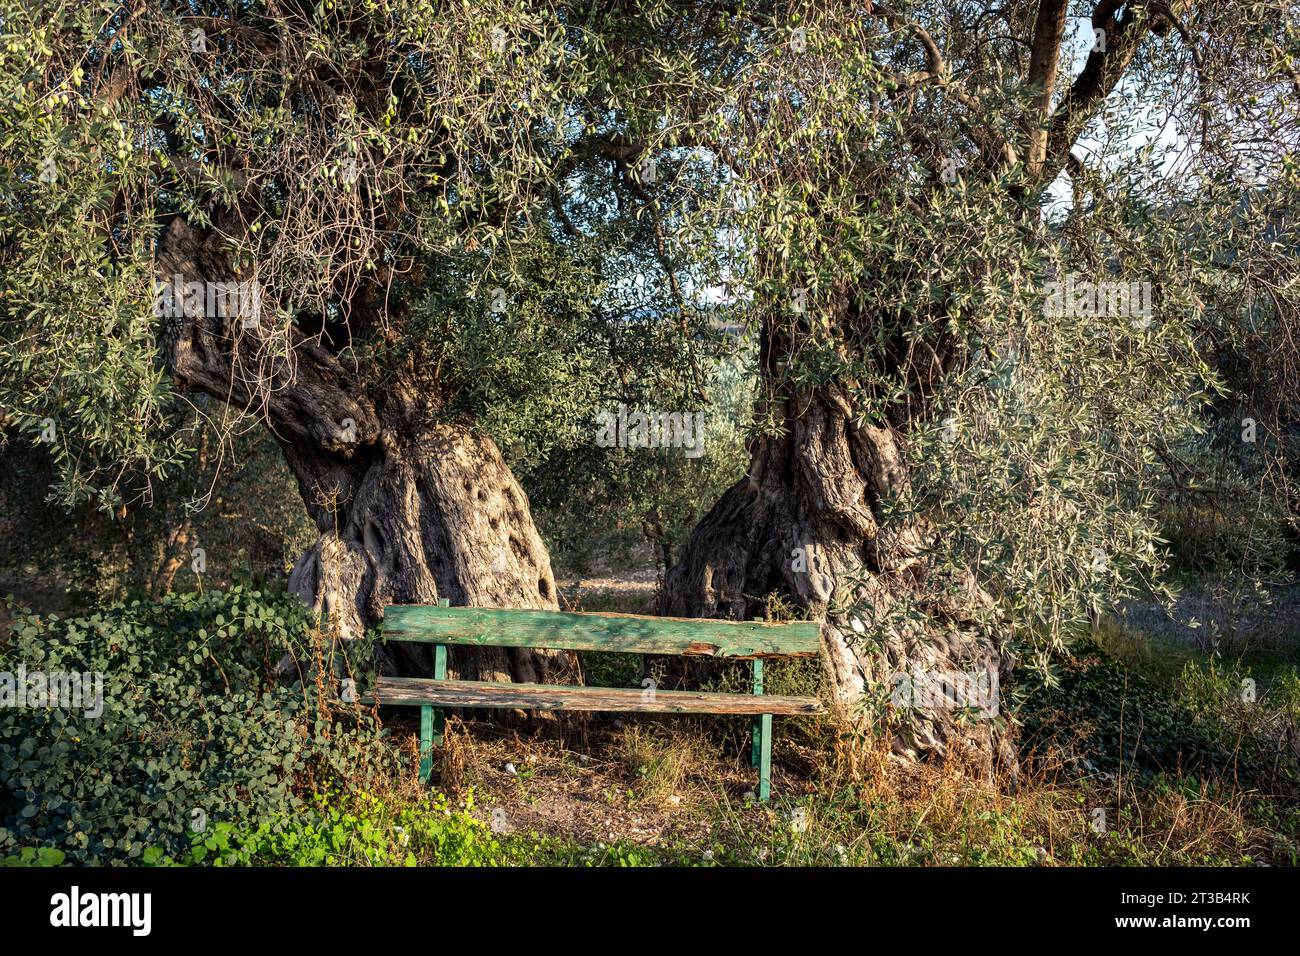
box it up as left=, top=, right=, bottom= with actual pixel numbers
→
left=419, top=705, right=434, bottom=785
left=418, top=705, right=446, bottom=787
left=419, top=641, right=449, bottom=787
left=757, top=713, right=772, bottom=803
left=751, top=660, right=771, bottom=801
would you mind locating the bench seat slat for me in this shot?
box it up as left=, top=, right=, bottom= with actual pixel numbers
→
left=372, top=677, right=824, bottom=716
left=383, top=605, right=821, bottom=659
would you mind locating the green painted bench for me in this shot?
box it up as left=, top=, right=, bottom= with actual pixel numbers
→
left=369, top=599, right=824, bottom=801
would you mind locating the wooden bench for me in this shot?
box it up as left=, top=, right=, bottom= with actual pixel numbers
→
left=370, top=599, right=823, bottom=801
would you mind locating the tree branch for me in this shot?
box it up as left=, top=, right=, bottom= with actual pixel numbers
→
left=1040, top=1, right=1155, bottom=185
left=1023, top=0, right=1072, bottom=179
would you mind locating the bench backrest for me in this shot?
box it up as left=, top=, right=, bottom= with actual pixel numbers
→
left=383, top=605, right=820, bottom=659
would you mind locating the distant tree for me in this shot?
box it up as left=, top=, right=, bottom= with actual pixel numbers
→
left=519, top=344, right=755, bottom=580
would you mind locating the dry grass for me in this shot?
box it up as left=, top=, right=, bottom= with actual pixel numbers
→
left=414, top=713, right=760, bottom=845
left=611, top=724, right=717, bottom=806
left=806, top=731, right=1276, bottom=865
left=365, top=702, right=1287, bottom=865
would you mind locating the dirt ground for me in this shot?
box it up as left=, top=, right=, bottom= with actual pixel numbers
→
left=430, top=719, right=779, bottom=846
left=555, top=574, right=660, bottom=613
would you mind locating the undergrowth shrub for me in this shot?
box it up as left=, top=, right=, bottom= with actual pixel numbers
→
left=0, top=586, right=396, bottom=863
left=174, top=788, right=713, bottom=867
left=1014, top=645, right=1226, bottom=780
left=1177, top=659, right=1300, bottom=799
left=1013, top=642, right=1300, bottom=803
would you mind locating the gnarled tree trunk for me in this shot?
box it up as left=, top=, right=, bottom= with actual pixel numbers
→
left=284, top=421, right=566, bottom=681
left=156, top=213, right=564, bottom=682
left=663, top=317, right=1016, bottom=776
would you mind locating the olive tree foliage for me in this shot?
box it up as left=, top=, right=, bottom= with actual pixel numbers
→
left=0, top=0, right=727, bottom=663
left=1, top=0, right=1296, bottom=750
left=589, top=0, right=1300, bottom=764
left=0, top=0, right=617, bottom=479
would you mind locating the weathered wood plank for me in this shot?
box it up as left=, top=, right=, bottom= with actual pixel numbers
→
left=372, top=677, right=824, bottom=715
left=383, top=605, right=821, bottom=658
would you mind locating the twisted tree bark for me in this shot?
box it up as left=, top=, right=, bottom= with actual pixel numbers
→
left=283, top=422, right=563, bottom=681
left=663, top=309, right=1016, bottom=775
left=156, top=214, right=564, bottom=682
